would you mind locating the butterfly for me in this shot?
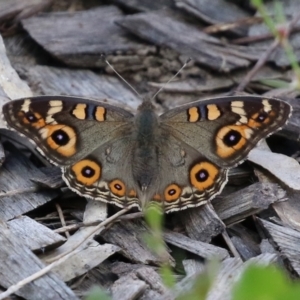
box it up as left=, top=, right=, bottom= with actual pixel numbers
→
left=2, top=95, right=291, bottom=213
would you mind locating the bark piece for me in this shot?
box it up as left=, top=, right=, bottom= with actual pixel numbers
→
left=258, top=218, right=300, bottom=275
left=176, top=0, right=249, bottom=35
left=0, top=150, right=58, bottom=221
left=102, top=220, right=174, bottom=266
left=26, top=65, right=141, bottom=110
left=116, top=10, right=253, bottom=71
left=112, top=0, right=173, bottom=12
left=164, top=230, right=229, bottom=260
left=21, top=6, right=154, bottom=68
left=0, top=34, right=31, bottom=128
left=110, top=274, right=147, bottom=300
left=213, top=182, right=285, bottom=226
left=179, top=203, right=225, bottom=243
left=0, top=222, right=78, bottom=300
left=8, top=216, right=65, bottom=251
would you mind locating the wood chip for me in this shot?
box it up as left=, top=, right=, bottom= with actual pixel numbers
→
left=112, top=0, right=173, bottom=12
left=8, top=216, right=66, bottom=251
left=21, top=6, right=154, bottom=68
left=164, top=230, right=229, bottom=260
left=179, top=203, right=225, bottom=243
left=110, top=273, right=147, bottom=300
left=116, top=10, right=252, bottom=71
left=0, top=35, right=31, bottom=128
left=175, top=0, right=249, bottom=35
left=102, top=220, right=174, bottom=266
left=248, top=147, right=300, bottom=190
left=0, top=222, right=78, bottom=300
left=0, top=150, right=59, bottom=221
left=213, top=182, right=285, bottom=226
left=25, top=65, right=142, bottom=110
left=258, top=218, right=300, bottom=275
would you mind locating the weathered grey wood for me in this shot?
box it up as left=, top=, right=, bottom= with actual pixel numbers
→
left=21, top=6, right=155, bottom=68
left=164, top=230, right=229, bottom=260
left=228, top=224, right=261, bottom=260
left=207, top=254, right=278, bottom=300
left=0, top=141, right=4, bottom=166
left=0, top=34, right=31, bottom=128
left=182, top=259, right=205, bottom=276
left=110, top=273, right=147, bottom=300
left=179, top=203, right=225, bottom=243
left=0, top=222, right=79, bottom=300
left=249, top=146, right=300, bottom=191
left=112, top=0, right=173, bottom=12
left=41, top=201, right=112, bottom=282
left=71, top=263, right=117, bottom=294
left=102, top=220, right=174, bottom=266
left=213, top=182, right=285, bottom=226
left=272, top=192, right=300, bottom=232
left=175, top=254, right=278, bottom=300
left=149, top=76, right=234, bottom=93
left=258, top=218, right=300, bottom=275
left=110, top=262, right=173, bottom=299
left=175, top=0, right=249, bottom=35
left=0, top=150, right=59, bottom=221
left=0, top=0, right=51, bottom=22
left=25, top=65, right=141, bottom=109
left=52, top=242, right=121, bottom=282
left=111, top=261, right=156, bottom=277
left=135, top=267, right=173, bottom=299
left=31, top=166, right=64, bottom=189
left=8, top=216, right=66, bottom=251
left=116, top=10, right=254, bottom=71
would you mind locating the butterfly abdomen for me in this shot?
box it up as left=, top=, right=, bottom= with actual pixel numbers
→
left=132, top=102, right=160, bottom=191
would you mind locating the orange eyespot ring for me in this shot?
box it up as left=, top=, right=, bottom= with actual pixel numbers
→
left=18, top=111, right=46, bottom=129
left=109, top=179, right=126, bottom=197
left=215, top=125, right=252, bottom=158
left=71, top=159, right=101, bottom=186
left=189, top=161, right=219, bottom=191
left=248, top=110, right=273, bottom=128
left=164, top=184, right=182, bottom=202
left=43, top=124, right=77, bottom=157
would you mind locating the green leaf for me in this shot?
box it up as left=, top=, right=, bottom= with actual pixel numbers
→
left=85, top=286, right=111, bottom=300
left=232, top=264, right=300, bottom=300
left=160, top=264, right=176, bottom=288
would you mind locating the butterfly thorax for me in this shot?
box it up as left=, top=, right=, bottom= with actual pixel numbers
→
left=132, top=101, right=160, bottom=192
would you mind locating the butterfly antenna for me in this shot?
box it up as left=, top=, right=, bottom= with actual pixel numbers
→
left=150, top=57, right=191, bottom=101
left=104, top=58, right=141, bottom=98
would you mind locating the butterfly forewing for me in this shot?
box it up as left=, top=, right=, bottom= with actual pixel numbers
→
left=3, top=96, right=134, bottom=166
left=160, top=96, right=291, bottom=168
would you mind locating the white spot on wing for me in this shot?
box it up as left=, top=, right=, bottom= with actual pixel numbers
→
left=20, top=99, right=31, bottom=113
left=46, top=100, right=63, bottom=123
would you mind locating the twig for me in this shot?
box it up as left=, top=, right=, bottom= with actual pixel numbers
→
left=55, top=203, right=70, bottom=238
left=46, top=206, right=131, bottom=263
left=0, top=207, right=130, bottom=299
left=0, top=187, right=39, bottom=197
left=54, top=211, right=144, bottom=234
left=0, top=247, right=81, bottom=300
left=235, top=12, right=300, bottom=93
left=222, top=231, right=241, bottom=259
left=234, top=39, right=280, bottom=93
left=204, top=16, right=262, bottom=34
